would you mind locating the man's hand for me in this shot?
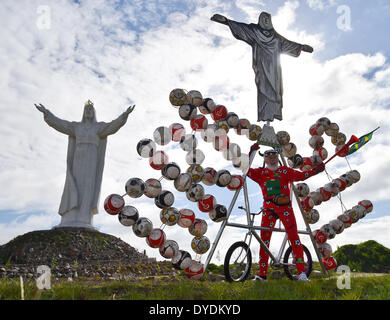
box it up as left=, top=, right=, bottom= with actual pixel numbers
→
left=211, top=14, right=228, bottom=25
left=313, top=162, right=325, bottom=174
left=301, top=44, right=314, bottom=53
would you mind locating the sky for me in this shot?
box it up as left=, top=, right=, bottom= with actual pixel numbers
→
left=0, top=0, right=389, bottom=268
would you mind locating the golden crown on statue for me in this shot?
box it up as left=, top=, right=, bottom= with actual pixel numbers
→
left=84, top=100, right=94, bottom=108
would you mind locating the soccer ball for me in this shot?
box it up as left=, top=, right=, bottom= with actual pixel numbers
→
left=216, top=169, right=232, bottom=187
left=346, top=170, right=360, bottom=183
left=189, top=218, right=208, bottom=237
left=227, top=175, right=244, bottom=191
left=339, top=173, right=353, bottom=187
left=276, top=131, right=290, bottom=145
left=345, top=208, right=359, bottom=223
left=329, top=219, right=345, bottom=234
left=288, top=154, right=303, bottom=168
left=132, top=217, right=153, bottom=237
left=199, top=98, right=216, bottom=114
left=187, top=164, right=204, bottom=183
left=309, top=123, right=325, bottom=136
left=226, top=112, right=239, bottom=128
left=190, top=114, right=208, bottom=131
left=331, top=132, right=347, bottom=146
left=104, top=194, right=125, bottom=215
left=159, top=240, right=179, bottom=259
left=282, top=142, right=297, bottom=158
left=136, top=138, right=156, bottom=158
left=325, top=122, right=339, bottom=136
left=201, top=124, right=217, bottom=143
left=300, top=157, right=313, bottom=172
left=160, top=207, right=180, bottom=226
left=337, top=213, right=353, bottom=228
left=352, top=205, right=366, bottom=219
left=209, top=204, right=228, bottom=222
left=186, top=184, right=205, bottom=202
left=324, top=182, right=340, bottom=197
left=185, top=260, right=204, bottom=280
left=144, top=178, right=162, bottom=198
left=169, top=88, right=188, bottom=107
left=305, top=209, right=319, bottom=224
left=198, top=194, right=217, bottom=212
left=191, top=236, right=210, bottom=255
left=202, top=167, right=218, bottom=186
left=213, top=130, right=229, bottom=151
left=172, top=250, right=192, bottom=270
left=320, top=224, right=336, bottom=240
left=155, top=190, right=175, bottom=209
left=169, top=123, right=186, bottom=142
left=185, top=149, right=205, bottom=165
left=309, top=135, right=324, bottom=149
left=309, top=191, right=322, bottom=206
left=313, top=147, right=328, bottom=161
left=125, top=178, right=145, bottom=198
left=317, top=187, right=332, bottom=202
left=358, top=200, right=373, bottom=214
left=332, top=178, right=347, bottom=192
left=149, top=151, right=169, bottom=170
left=153, top=126, right=172, bottom=145
left=146, top=228, right=166, bottom=248
left=222, top=143, right=241, bottom=161
left=179, top=104, right=197, bottom=121
left=316, top=117, right=331, bottom=130
left=313, top=229, right=327, bottom=244
left=247, top=124, right=262, bottom=141
left=235, top=118, right=251, bottom=135
left=178, top=209, right=195, bottom=228
left=211, top=105, right=228, bottom=121
left=187, top=90, right=203, bottom=107
left=301, top=196, right=314, bottom=212
left=322, top=256, right=337, bottom=271
left=161, top=162, right=181, bottom=180
left=216, top=119, right=230, bottom=133
left=296, top=183, right=310, bottom=198
left=118, top=206, right=139, bottom=226
left=180, top=134, right=198, bottom=151
left=174, top=173, right=192, bottom=192
left=233, top=153, right=250, bottom=173
left=310, top=155, right=323, bottom=167
left=318, top=242, right=332, bottom=258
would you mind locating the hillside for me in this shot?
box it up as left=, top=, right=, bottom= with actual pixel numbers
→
left=333, top=240, right=390, bottom=273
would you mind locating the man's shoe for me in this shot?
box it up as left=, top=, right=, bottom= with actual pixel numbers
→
left=252, top=275, right=267, bottom=282
left=297, top=272, right=310, bottom=282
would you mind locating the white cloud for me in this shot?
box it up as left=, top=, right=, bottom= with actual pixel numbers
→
left=0, top=0, right=389, bottom=270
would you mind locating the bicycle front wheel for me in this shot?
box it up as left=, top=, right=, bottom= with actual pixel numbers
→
left=224, top=241, right=252, bottom=282
left=283, top=244, right=312, bottom=280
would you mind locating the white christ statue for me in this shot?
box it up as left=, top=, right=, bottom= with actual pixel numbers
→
left=35, top=100, right=135, bottom=229
left=211, top=12, right=313, bottom=122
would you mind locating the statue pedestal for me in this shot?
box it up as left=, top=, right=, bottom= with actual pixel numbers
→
left=258, top=124, right=280, bottom=148
left=52, top=208, right=97, bottom=231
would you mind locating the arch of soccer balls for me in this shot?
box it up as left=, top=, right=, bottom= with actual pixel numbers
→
left=104, top=88, right=373, bottom=278
left=275, top=119, right=373, bottom=270
left=104, top=88, right=263, bottom=279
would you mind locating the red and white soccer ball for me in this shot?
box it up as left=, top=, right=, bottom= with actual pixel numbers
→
left=313, top=147, right=328, bottom=161
left=159, top=240, right=179, bottom=259
left=185, top=260, right=204, bottom=280
left=313, top=229, right=328, bottom=244
left=309, top=123, right=325, bottom=136
left=198, top=194, right=217, bottom=212
left=332, top=178, right=347, bottom=192
left=337, top=213, right=353, bottom=228
left=318, top=242, right=332, bottom=258
left=169, top=123, right=186, bottom=142
left=300, top=157, right=313, bottom=172
left=149, top=151, right=169, bottom=170
left=324, top=182, right=339, bottom=197
left=358, top=200, right=373, bottom=214
left=178, top=209, right=195, bottom=228
left=211, top=105, right=228, bottom=121
left=146, top=228, right=166, bottom=248
left=301, top=196, right=314, bottom=212
left=227, top=175, right=244, bottom=191
left=104, top=194, right=125, bottom=215
left=317, top=187, right=332, bottom=202
left=190, top=114, right=208, bottom=131
left=309, top=135, right=324, bottom=149
left=322, top=256, right=337, bottom=271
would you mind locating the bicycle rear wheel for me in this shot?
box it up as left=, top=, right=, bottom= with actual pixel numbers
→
left=283, top=244, right=312, bottom=280
left=224, top=241, right=252, bottom=282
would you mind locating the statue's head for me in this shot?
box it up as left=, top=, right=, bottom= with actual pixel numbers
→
left=82, top=100, right=97, bottom=122
left=258, top=12, right=273, bottom=30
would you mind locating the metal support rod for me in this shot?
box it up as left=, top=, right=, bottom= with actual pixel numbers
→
left=225, top=222, right=311, bottom=235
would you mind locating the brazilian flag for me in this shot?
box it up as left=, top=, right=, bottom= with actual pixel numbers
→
left=348, top=127, right=379, bottom=155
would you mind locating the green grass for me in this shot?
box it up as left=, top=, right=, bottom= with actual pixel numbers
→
left=1, top=274, right=389, bottom=300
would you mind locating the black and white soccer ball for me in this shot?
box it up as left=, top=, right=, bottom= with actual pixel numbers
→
left=132, top=217, right=153, bottom=237
left=159, top=239, right=179, bottom=259
left=172, top=250, right=192, bottom=270
left=118, top=205, right=139, bottom=226
left=216, top=169, right=232, bottom=187
left=174, top=173, right=193, bottom=192
left=180, top=134, right=198, bottom=152
left=199, top=98, right=216, bottom=114
left=179, top=104, right=197, bottom=121
left=155, top=190, right=175, bottom=209
left=144, top=178, right=162, bottom=198
left=161, top=162, right=181, bottom=180
left=186, top=184, right=205, bottom=202
left=209, top=204, right=228, bottom=222
left=136, top=138, right=156, bottom=158
left=125, top=178, right=145, bottom=198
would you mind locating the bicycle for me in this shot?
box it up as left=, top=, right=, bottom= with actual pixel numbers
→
left=224, top=206, right=313, bottom=282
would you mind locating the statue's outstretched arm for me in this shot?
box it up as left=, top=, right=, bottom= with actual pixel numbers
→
left=211, top=14, right=229, bottom=25
left=98, top=105, right=135, bottom=138
left=34, top=103, right=74, bottom=136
